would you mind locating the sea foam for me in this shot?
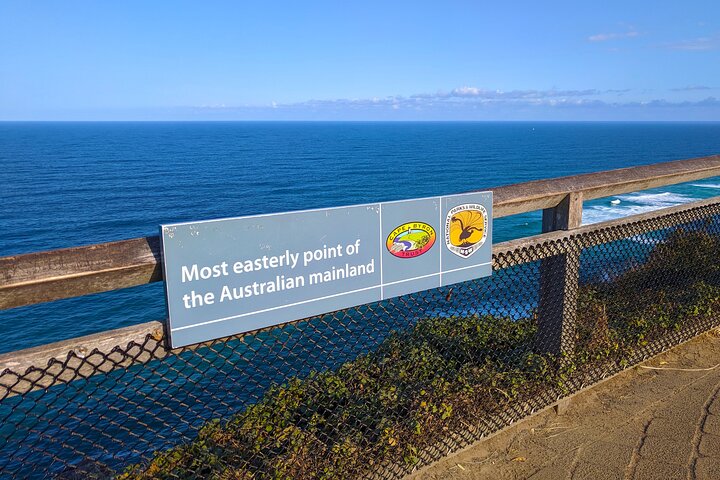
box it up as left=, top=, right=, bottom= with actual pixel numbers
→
left=582, top=191, right=699, bottom=225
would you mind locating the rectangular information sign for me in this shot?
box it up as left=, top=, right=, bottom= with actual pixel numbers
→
left=161, top=192, right=492, bottom=348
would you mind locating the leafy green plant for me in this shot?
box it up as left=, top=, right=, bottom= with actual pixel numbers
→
left=120, top=229, right=720, bottom=479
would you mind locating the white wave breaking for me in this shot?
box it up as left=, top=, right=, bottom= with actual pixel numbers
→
left=582, top=191, right=699, bottom=225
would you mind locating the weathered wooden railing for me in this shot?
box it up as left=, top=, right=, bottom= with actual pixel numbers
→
left=2, top=154, right=720, bottom=368
left=4, top=154, right=720, bottom=480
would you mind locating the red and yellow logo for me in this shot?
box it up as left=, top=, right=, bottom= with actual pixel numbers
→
left=386, top=222, right=436, bottom=258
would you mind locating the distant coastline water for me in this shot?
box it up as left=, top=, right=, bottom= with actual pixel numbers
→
left=2, top=121, right=720, bottom=353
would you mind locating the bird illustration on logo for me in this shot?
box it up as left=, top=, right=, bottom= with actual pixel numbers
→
left=445, top=204, right=488, bottom=257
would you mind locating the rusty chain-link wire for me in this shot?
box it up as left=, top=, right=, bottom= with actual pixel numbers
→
left=3, top=201, right=720, bottom=479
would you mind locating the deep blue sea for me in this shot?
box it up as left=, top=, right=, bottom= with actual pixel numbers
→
left=2, top=121, right=720, bottom=354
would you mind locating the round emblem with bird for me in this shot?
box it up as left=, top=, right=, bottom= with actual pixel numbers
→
left=445, top=204, right=488, bottom=258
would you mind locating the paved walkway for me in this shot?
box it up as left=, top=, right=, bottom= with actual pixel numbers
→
left=409, top=330, right=720, bottom=480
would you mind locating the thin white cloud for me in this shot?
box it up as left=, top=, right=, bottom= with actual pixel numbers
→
left=588, top=31, right=640, bottom=42
left=414, top=87, right=627, bottom=100
left=662, top=36, right=718, bottom=51
left=671, top=85, right=715, bottom=92
left=451, top=86, right=483, bottom=97
left=188, top=88, right=720, bottom=121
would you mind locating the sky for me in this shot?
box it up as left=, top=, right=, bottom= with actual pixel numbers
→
left=1, top=1, right=719, bottom=121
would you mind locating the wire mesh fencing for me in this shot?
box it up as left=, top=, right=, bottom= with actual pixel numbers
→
left=3, top=201, right=720, bottom=479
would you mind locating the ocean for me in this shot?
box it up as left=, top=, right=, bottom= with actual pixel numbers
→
left=2, top=121, right=720, bottom=354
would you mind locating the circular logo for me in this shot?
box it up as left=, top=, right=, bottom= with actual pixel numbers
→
left=386, top=222, right=436, bottom=258
left=445, top=204, right=488, bottom=258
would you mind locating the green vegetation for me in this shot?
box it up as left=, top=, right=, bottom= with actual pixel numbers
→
left=121, top=229, right=720, bottom=479
left=575, top=229, right=720, bottom=366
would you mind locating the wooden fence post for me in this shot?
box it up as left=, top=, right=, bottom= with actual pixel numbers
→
left=536, top=192, right=583, bottom=355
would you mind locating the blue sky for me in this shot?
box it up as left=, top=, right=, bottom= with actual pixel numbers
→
left=1, top=1, right=719, bottom=120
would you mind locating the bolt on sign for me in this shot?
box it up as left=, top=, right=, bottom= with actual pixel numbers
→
left=161, top=192, right=492, bottom=348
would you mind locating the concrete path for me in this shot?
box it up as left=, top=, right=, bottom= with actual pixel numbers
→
left=409, top=330, right=720, bottom=480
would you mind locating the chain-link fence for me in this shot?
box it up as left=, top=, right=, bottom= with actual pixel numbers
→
left=2, top=200, right=720, bottom=479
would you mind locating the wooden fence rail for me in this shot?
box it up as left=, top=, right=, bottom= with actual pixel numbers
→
left=3, top=195, right=720, bottom=377
left=3, top=154, right=719, bottom=311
